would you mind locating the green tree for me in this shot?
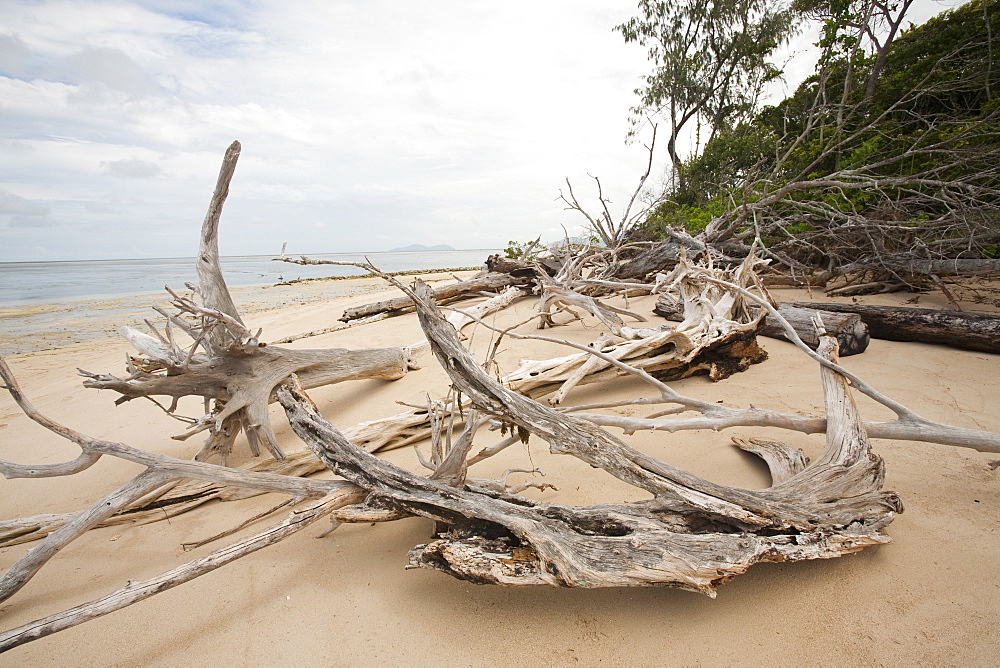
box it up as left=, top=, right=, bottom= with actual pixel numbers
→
left=616, top=0, right=799, bottom=169
left=794, top=0, right=916, bottom=104
left=647, top=0, right=1000, bottom=278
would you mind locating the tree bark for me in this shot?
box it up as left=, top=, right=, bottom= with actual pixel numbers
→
left=78, top=143, right=420, bottom=463
left=339, top=272, right=532, bottom=322
left=277, top=280, right=902, bottom=593
left=609, top=242, right=682, bottom=281
left=791, top=303, right=1000, bottom=354
left=654, top=298, right=871, bottom=356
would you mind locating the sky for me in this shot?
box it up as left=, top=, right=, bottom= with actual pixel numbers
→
left=0, top=0, right=961, bottom=262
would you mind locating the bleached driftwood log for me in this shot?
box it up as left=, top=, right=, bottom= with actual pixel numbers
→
left=446, top=285, right=529, bottom=335
left=337, top=271, right=532, bottom=323
left=535, top=278, right=647, bottom=336
left=79, top=141, right=417, bottom=464
left=3, top=142, right=1000, bottom=652
left=281, top=281, right=902, bottom=589
left=0, top=402, right=450, bottom=547
left=654, top=298, right=871, bottom=355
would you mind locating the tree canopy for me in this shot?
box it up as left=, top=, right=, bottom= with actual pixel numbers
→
left=630, top=0, right=1000, bottom=281
left=616, top=0, right=799, bottom=167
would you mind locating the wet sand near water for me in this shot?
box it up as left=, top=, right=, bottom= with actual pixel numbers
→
left=0, top=271, right=477, bottom=357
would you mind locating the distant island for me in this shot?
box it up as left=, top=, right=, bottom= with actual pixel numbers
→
left=388, top=243, right=456, bottom=252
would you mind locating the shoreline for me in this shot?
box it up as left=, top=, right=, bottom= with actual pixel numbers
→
left=0, top=268, right=481, bottom=357
left=0, top=248, right=498, bottom=308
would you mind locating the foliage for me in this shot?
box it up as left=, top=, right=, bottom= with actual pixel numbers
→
left=616, top=0, right=799, bottom=167
left=503, top=238, right=544, bottom=260
left=634, top=0, right=1000, bottom=274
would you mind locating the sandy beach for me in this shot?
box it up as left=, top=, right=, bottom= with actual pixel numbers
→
left=1, top=274, right=998, bottom=665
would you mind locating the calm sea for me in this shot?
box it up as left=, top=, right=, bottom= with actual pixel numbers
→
left=0, top=250, right=498, bottom=306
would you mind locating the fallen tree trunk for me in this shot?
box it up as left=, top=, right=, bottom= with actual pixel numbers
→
left=908, top=258, right=1000, bottom=275
left=276, top=279, right=902, bottom=591
left=791, top=303, right=1000, bottom=354
left=654, top=297, right=871, bottom=356
left=607, top=241, right=682, bottom=281
left=338, top=271, right=533, bottom=322
left=4, top=141, right=1000, bottom=652
left=838, top=257, right=1000, bottom=277
left=607, top=238, right=750, bottom=282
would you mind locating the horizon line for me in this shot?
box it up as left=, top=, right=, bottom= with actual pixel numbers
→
left=0, top=248, right=503, bottom=265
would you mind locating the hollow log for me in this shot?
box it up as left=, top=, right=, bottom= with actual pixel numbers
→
left=654, top=297, right=871, bottom=356
left=339, top=271, right=532, bottom=322
left=791, top=303, right=1000, bottom=354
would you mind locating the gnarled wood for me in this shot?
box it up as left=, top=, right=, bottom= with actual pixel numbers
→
left=78, top=144, right=418, bottom=463
left=654, top=298, right=871, bottom=355
left=504, top=254, right=769, bottom=404
left=196, top=140, right=246, bottom=344
left=731, top=436, right=808, bottom=485
left=2, top=142, right=999, bottom=653
left=338, top=272, right=531, bottom=322
left=536, top=280, right=647, bottom=336
left=277, top=279, right=900, bottom=593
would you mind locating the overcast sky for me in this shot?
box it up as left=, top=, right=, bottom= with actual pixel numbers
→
left=0, top=0, right=959, bottom=262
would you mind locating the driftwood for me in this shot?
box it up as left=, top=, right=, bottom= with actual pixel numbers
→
left=654, top=297, right=871, bottom=356
left=505, top=255, right=769, bottom=404
left=337, top=271, right=532, bottom=322
left=282, top=280, right=903, bottom=590
left=536, top=279, right=647, bottom=336
left=76, top=142, right=417, bottom=464
left=608, top=241, right=682, bottom=281
left=0, top=401, right=449, bottom=548
left=485, top=252, right=560, bottom=277
left=792, top=303, right=1000, bottom=354
left=3, top=142, right=1000, bottom=652
left=832, top=258, right=1000, bottom=283
left=445, top=285, right=528, bottom=333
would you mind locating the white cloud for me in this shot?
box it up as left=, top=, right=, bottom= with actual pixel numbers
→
left=8, top=214, right=60, bottom=228
left=100, top=157, right=162, bottom=177
left=0, top=0, right=952, bottom=261
left=0, top=188, right=50, bottom=216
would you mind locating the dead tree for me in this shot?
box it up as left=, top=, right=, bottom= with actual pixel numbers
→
left=790, top=302, right=1000, bottom=354
left=654, top=298, right=871, bottom=356
left=558, top=126, right=659, bottom=249
left=2, top=144, right=1000, bottom=652
left=77, top=142, right=418, bottom=464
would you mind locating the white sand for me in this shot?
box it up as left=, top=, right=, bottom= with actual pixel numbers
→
left=0, top=276, right=998, bottom=665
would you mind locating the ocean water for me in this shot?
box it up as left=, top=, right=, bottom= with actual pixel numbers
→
left=0, top=250, right=498, bottom=306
